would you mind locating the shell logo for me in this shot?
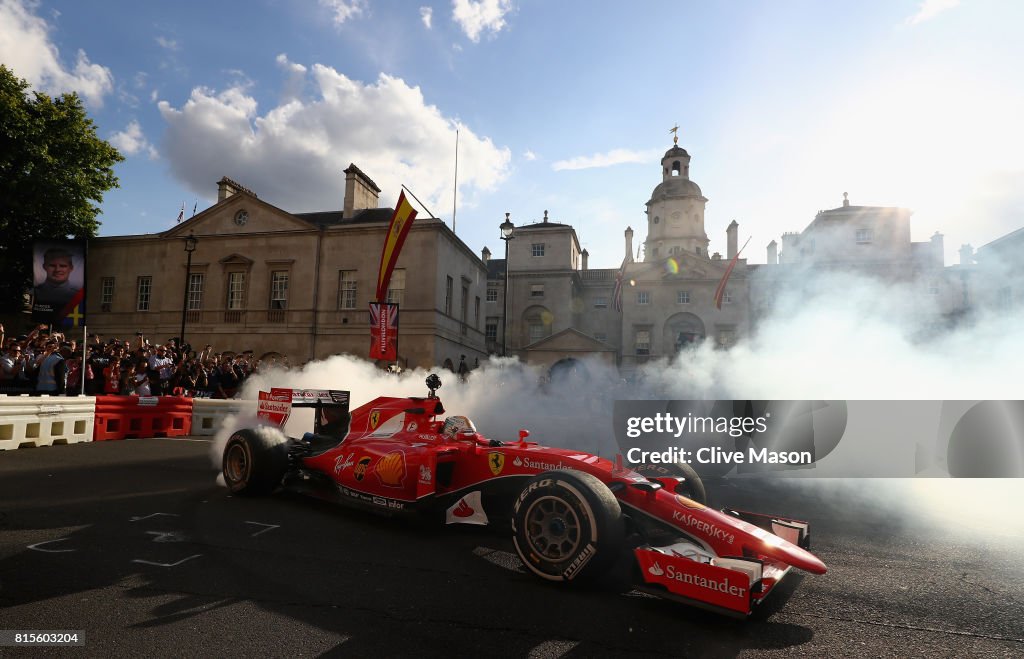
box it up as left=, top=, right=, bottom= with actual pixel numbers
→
left=375, top=450, right=406, bottom=487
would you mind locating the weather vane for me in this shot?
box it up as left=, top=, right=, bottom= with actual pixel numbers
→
left=669, top=124, right=679, bottom=145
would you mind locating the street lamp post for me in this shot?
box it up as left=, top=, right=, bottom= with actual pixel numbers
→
left=180, top=232, right=198, bottom=350
left=499, top=213, right=515, bottom=357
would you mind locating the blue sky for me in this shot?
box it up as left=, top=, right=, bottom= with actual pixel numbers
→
left=2, top=0, right=1022, bottom=267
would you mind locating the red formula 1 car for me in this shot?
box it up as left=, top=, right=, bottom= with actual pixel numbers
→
left=222, top=375, right=826, bottom=617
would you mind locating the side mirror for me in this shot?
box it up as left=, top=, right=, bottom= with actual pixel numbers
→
left=518, top=429, right=530, bottom=443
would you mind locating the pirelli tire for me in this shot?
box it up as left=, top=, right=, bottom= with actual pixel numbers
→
left=512, top=470, right=625, bottom=583
left=633, top=460, right=708, bottom=506
left=222, top=428, right=289, bottom=496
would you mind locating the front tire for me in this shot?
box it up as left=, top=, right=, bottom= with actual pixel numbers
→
left=222, top=428, right=289, bottom=496
left=512, top=470, right=625, bottom=583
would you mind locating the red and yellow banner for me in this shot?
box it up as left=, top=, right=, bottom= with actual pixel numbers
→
left=376, top=191, right=418, bottom=302
left=369, top=302, right=399, bottom=361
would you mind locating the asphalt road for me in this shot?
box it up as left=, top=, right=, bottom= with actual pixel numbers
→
left=1, top=438, right=1022, bottom=658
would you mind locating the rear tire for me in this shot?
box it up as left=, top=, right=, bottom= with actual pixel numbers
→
left=633, top=461, right=708, bottom=506
left=222, top=428, right=289, bottom=496
left=512, top=470, right=625, bottom=583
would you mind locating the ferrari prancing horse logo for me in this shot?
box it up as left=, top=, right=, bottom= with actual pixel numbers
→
left=488, top=452, right=505, bottom=476
left=369, top=410, right=382, bottom=430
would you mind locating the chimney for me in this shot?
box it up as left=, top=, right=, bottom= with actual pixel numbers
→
left=217, top=176, right=255, bottom=202
left=581, top=248, right=589, bottom=271
left=343, top=164, right=381, bottom=218
left=727, top=220, right=738, bottom=260
left=543, top=210, right=549, bottom=224
left=843, top=192, right=850, bottom=207
left=625, top=226, right=634, bottom=263
left=481, top=246, right=491, bottom=263
left=930, top=232, right=944, bottom=266
left=767, top=240, right=778, bottom=265
left=959, top=244, right=974, bottom=266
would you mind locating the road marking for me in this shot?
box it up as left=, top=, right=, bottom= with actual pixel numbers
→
left=145, top=531, right=184, bottom=543
left=473, top=546, right=525, bottom=573
left=130, top=513, right=180, bottom=522
left=527, top=640, right=579, bottom=658
left=131, top=554, right=202, bottom=568
left=27, top=538, right=75, bottom=553
left=245, top=521, right=280, bottom=537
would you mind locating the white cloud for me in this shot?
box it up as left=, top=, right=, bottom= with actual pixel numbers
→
left=420, top=6, right=433, bottom=29
left=452, top=0, right=512, bottom=42
left=319, top=0, right=367, bottom=26
left=552, top=148, right=661, bottom=171
left=523, top=150, right=536, bottom=161
left=109, top=120, right=158, bottom=160
left=0, top=0, right=113, bottom=107
left=156, top=64, right=511, bottom=215
left=155, top=36, right=178, bottom=51
left=905, top=0, right=960, bottom=26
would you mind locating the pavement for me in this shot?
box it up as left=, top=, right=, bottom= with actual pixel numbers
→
left=1, top=438, right=1022, bottom=658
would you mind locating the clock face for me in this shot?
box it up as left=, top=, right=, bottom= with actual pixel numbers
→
left=234, top=210, right=248, bottom=226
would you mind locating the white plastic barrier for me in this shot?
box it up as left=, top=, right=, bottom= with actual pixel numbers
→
left=190, top=398, right=258, bottom=436
left=0, top=395, right=97, bottom=450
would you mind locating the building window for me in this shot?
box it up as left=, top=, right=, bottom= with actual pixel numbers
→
left=188, top=273, right=204, bottom=310
left=101, top=277, right=114, bottom=312
left=531, top=284, right=544, bottom=298
left=474, top=296, right=480, bottom=328
left=723, top=290, right=733, bottom=305
left=856, top=229, right=873, bottom=244
left=461, top=282, right=469, bottom=334
left=269, top=271, right=288, bottom=310
left=227, top=272, right=246, bottom=310
left=136, top=276, right=152, bottom=311
left=652, top=248, right=659, bottom=258
left=635, top=329, right=651, bottom=356
left=485, top=318, right=498, bottom=341
left=529, top=324, right=545, bottom=342
left=637, top=291, right=650, bottom=305
left=594, top=296, right=608, bottom=308
left=718, top=328, right=736, bottom=348
left=696, top=246, right=702, bottom=255
left=445, top=276, right=453, bottom=315
left=532, top=243, right=545, bottom=257
left=595, top=332, right=607, bottom=342
left=677, top=290, right=690, bottom=304
left=339, top=270, right=357, bottom=309
left=386, top=269, right=405, bottom=306
left=486, top=287, right=497, bottom=302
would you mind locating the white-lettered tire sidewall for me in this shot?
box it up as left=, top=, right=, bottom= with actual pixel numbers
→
left=512, top=470, right=623, bottom=583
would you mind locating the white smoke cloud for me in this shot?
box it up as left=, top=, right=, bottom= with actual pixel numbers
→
left=319, top=0, right=367, bottom=26
left=157, top=64, right=510, bottom=214
left=905, top=0, right=960, bottom=26
left=0, top=0, right=113, bottom=107
left=420, top=6, right=433, bottom=29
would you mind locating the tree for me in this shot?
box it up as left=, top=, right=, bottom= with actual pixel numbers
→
left=0, top=64, right=123, bottom=316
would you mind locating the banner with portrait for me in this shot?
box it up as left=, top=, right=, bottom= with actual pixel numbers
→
left=31, top=239, right=87, bottom=327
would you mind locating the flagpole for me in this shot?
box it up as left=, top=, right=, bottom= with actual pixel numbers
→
left=401, top=185, right=437, bottom=219
left=452, top=128, right=459, bottom=234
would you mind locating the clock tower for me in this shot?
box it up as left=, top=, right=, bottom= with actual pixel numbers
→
left=643, top=136, right=710, bottom=262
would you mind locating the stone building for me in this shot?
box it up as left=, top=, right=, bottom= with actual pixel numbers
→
left=83, top=165, right=488, bottom=368
left=485, top=139, right=751, bottom=376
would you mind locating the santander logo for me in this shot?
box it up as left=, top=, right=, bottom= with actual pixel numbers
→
left=648, top=562, right=665, bottom=577
left=453, top=499, right=475, bottom=518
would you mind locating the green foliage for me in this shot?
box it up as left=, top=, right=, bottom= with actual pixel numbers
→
left=0, top=64, right=123, bottom=313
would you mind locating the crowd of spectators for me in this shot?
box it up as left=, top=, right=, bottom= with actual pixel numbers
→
left=0, top=323, right=275, bottom=398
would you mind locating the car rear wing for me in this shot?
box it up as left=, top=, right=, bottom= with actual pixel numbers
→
left=257, top=388, right=350, bottom=427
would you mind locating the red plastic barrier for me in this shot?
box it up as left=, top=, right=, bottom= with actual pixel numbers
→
left=93, top=395, right=194, bottom=441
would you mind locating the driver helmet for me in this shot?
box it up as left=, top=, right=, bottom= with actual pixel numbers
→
left=441, top=415, right=476, bottom=437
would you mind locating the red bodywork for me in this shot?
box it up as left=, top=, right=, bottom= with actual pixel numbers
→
left=266, top=390, right=827, bottom=617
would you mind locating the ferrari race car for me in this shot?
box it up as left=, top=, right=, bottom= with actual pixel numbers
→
left=222, top=375, right=826, bottom=617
